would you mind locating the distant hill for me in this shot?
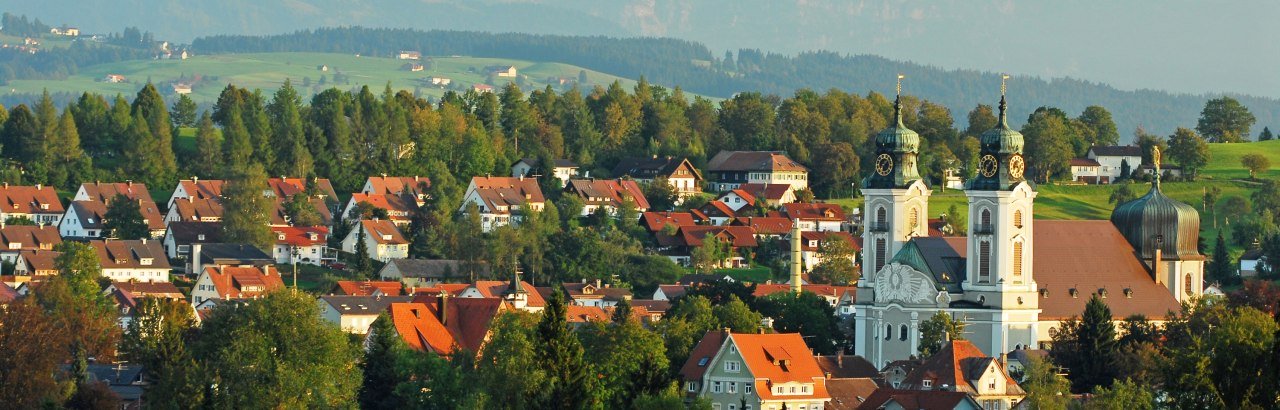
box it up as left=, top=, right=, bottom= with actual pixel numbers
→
left=188, top=27, right=1280, bottom=140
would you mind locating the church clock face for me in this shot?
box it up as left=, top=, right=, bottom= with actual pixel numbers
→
left=1009, top=154, right=1026, bottom=179
left=979, top=154, right=999, bottom=177
left=875, top=154, right=894, bottom=176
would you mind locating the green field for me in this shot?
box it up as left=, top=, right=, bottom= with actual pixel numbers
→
left=3, top=52, right=697, bottom=103
left=1202, top=139, right=1280, bottom=180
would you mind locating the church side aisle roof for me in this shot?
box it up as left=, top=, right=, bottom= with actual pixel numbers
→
left=1033, top=220, right=1181, bottom=320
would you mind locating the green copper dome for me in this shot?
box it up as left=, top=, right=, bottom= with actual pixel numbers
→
left=967, top=95, right=1029, bottom=191
left=863, top=96, right=923, bottom=189
left=1110, top=181, right=1201, bottom=260
left=875, top=98, right=920, bottom=152
left=980, top=96, right=1024, bottom=154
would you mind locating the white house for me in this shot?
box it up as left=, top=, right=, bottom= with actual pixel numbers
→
left=459, top=176, right=546, bottom=232
left=1080, top=145, right=1143, bottom=183
left=190, top=265, right=283, bottom=305
left=318, top=295, right=413, bottom=334
left=0, top=184, right=65, bottom=226
left=512, top=158, right=579, bottom=187
left=611, top=156, right=703, bottom=197
left=271, top=226, right=330, bottom=266
left=90, top=239, right=172, bottom=283
left=341, top=219, right=409, bottom=262
left=706, top=151, right=809, bottom=192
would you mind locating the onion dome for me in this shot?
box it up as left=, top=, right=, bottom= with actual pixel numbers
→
left=980, top=96, right=1024, bottom=155
left=863, top=96, right=923, bottom=189
left=967, top=95, right=1029, bottom=191
left=1110, top=180, right=1201, bottom=260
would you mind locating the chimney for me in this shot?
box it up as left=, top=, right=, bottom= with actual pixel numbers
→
left=35, top=184, right=41, bottom=190
left=999, top=352, right=1008, bottom=368
left=437, top=292, right=449, bottom=325
left=721, top=327, right=731, bottom=339
left=1152, top=235, right=1164, bottom=282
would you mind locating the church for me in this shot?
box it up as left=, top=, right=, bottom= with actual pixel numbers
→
left=852, top=82, right=1203, bottom=367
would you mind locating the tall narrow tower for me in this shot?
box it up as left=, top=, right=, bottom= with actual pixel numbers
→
left=859, top=75, right=931, bottom=284
left=791, top=218, right=803, bottom=294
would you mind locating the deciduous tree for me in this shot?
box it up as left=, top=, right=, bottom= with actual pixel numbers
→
left=1167, top=127, right=1210, bottom=179
left=918, top=310, right=967, bottom=358
left=1241, top=153, right=1271, bottom=179
left=103, top=193, right=149, bottom=239
left=1197, top=96, right=1256, bottom=143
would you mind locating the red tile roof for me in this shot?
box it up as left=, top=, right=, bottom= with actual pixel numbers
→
left=899, top=340, right=1023, bottom=396
left=0, top=184, right=63, bottom=215
left=753, top=284, right=857, bottom=299
left=565, top=179, right=651, bottom=210
left=680, top=330, right=727, bottom=383
left=735, top=333, right=830, bottom=400
left=272, top=226, right=328, bottom=246
left=393, top=296, right=506, bottom=355
left=857, top=389, right=975, bottom=410
left=565, top=305, right=611, bottom=323
left=390, top=302, right=457, bottom=354
left=406, top=283, right=470, bottom=296
left=267, top=177, right=337, bottom=199
left=468, top=280, right=546, bottom=308
left=335, top=280, right=403, bottom=296
left=738, top=183, right=795, bottom=202
left=783, top=203, right=846, bottom=222
left=110, top=281, right=184, bottom=299
left=725, top=189, right=757, bottom=206
left=364, top=176, right=430, bottom=197
left=640, top=212, right=696, bottom=232
left=699, top=200, right=736, bottom=218
left=658, top=225, right=759, bottom=249
left=1034, top=220, right=1182, bottom=320
left=202, top=266, right=284, bottom=299
left=360, top=219, right=408, bottom=245
left=468, top=176, right=545, bottom=214
left=0, top=226, right=61, bottom=251
left=175, top=179, right=224, bottom=201
left=733, top=217, right=793, bottom=235
left=798, top=231, right=858, bottom=252
left=349, top=193, right=416, bottom=221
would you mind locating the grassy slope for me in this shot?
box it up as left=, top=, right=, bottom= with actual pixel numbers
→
left=3, top=52, right=698, bottom=103
left=1202, top=139, right=1280, bottom=180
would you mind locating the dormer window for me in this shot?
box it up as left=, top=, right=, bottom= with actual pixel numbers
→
left=9, top=243, right=21, bottom=250
left=277, top=233, right=286, bottom=240
left=381, top=234, right=392, bottom=241
left=197, top=234, right=206, bottom=241
left=40, top=204, right=48, bottom=210
left=922, top=380, right=933, bottom=389
left=139, top=258, right=153, bottom=266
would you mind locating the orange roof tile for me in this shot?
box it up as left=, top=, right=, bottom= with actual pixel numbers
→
left=0, top=184, right=64, bottom=215
left=202, top=266, right=284, bottom=299
left=360, top=219, right=408, bottom=245
left=272, top=226, right=328, bottom=246
left=469, top=280, right=546, bottom=307
left=1034, top=220, right=1182, bottom=320
left=334, top=280, right=403, bottom=296
left=640, top=211, right=696, bottom=232
left=899, top=340, right=1024, bottom=396
left=783, top=203, right=846, bottom=221
left=566, top=179, right=651, bottom=210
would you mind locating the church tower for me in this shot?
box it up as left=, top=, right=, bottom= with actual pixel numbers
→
left=963, top=78, right=1038, bottom=308
left=860, top=76, right=931, bottom=283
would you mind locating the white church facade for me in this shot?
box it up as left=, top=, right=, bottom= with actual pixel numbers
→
left=852, top=89, right=1202, bottom=367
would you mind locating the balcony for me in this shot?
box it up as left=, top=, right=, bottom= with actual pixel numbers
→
left=867, top=223, right=890, bottom=233
left=972, top=224, right=994, bottom=234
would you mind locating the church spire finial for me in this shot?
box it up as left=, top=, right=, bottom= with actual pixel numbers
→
left=998, top=74, right=1010, bottom=127
left=1152, top=145, right=1162, bottom=189
left=894, top=74, right=905, bottom=126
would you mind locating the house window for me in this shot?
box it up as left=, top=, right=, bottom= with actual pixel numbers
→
left=1185, top=273, right=1193, bottom=295
left=899, top=324, right=909, bottom=341
left=1013, top=241, right=1024, bottom=278
left=745, top=384, right=753, bottom=394
left=923, top=380, right=933, bottom=389
left=988, top=379, right=996, bottom=390
left=907, top=207, right=919, bottom=235
left=801, top=385, right=808, bottom=393
left=728, top=382, right=737, bottom=393
left=728, top=404, right=737, bottom=410
left=725, top=361, right=741, bottom=372
left=687, top=382, right=697, bottom=392
left=713, top=381, right=722, bottom=393
left=979, top=241, right=991, bottom=283
left=885, top=324, right=893, bottom=341
left=874, top=238, right=887, bottom=273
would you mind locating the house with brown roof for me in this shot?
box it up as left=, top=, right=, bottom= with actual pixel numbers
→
left=14, top=250, right=59, bottom=277
left=360, top=176, right=430, bottom=201
left=89, top=239, right=172, bottom=283
left=161, top=221, right=223, bottom=260
left=270, top=226, right=329, bottom=265
left=378, top=259, right=490, bottom=287
left=1068, top=158, right=1106, bottom=184
left=681, top=330, right=832, bottom=410
left=458, top=277, right=546, bottom=313
left=512, top=158, right=578, bottom=187
left=706, top=151, right=809, bottom=192
left=825, top=377, right=880, bottom=410
left=783, top=203, right=846, bottom=232
left=190, top=265, right=284, bottom=304
left=561, top=280, right=632, bottom=307
left=564, top=179, right=650, bottom=217
left=652, top=284, right=689, bottom=301
left=732, top=216, right=794, bottom=239
left=389, top=294, right=507, bottom=356
left=611, top=156, right=703, bottom=197
left=103, top=281, right=186, bottom=328
left=856, top=389, right=981, bottom=410
left=318, top=294, right=413, bottom=334
left=655, top=225, right=758, bottom=268
left=61, top=182, right=165, bottom=238
left=167, top=178, right=224, bottom=208
left=0, top=184, right=64, bottom=225
left=165, top=197, right=224, bottom=224
left=332, top=280, right=403, bottom=296
left=343, top=193, right=417, bottom=227
left=0, top=225, right=61, bottom=263
left=895, top=340, right=1025, bottom=410
left=640, top=211, right=697, bottom=234
left=340, top=219, right=408, bottom=262
left=459, top=176, right=546, bottom=232
left=738, top=183, right=798, bottom=207
left=697, top=200, right=737, bottom=226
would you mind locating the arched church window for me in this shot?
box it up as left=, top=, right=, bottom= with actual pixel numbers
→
left=876, top=206, right=887, bottom=226
left=981, top=209, right=991, bottom=225
left=1012, top=241, right=1024, bottom=278
left=875, top=238, right=887, bottom=273
left=1184, top=273, right=1193, bottom=295
left=1013, top=210, right=1024, bottom=229
left=979, top=241, right=992, bottom=283
left=885, top=324, right=893, bottom=341
left=899, top=324, right=909, bottom=341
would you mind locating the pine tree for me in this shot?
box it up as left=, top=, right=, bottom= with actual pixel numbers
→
left=131, top=83, right=178, bottom=187
left=1209, top=233, right=1235, bottom=285
left=193, top=111, right=220, bottom=177
left=221, top=164, right=273, bottom=251
left=220, top=104, right=253, bottom=177
left=537, top=289, right=595, bottom=408
left=1, top=105, right=41, bottom=178
left=170, top=94, right=197, bottom=128
left=34, top=89, right=57, bottom=140
left=353, top=224, right=373, bottom=279
left=611, top=297, right=633, bottom=324
left=1075, top=295, right=1118, bottom=392
left=48, top=110, right=92, bottom=190
left=359, top=314, right=404, bottom=410
left=268, top=79, right=313, bottom=177
left=1260, top=126, right=1275, bottom=141
left=103, top=194, right=148, bottom=240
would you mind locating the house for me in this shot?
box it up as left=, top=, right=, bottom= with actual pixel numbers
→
left=731, top=217, right=793, bottom=239
left=428, top=76, right=452, bottom=86
left=681, top=330, right=832, bottom=410
left=631, top=299, right=671, bottom=321
left=1069, top=158, right=1106, bottom=184
left=104, top=74, right=126, bottom=83
left=511, top=158, right=579, bottom=187
left=190, top=265, right=284, bottom=304
left=857, top=389, right=982, bottom=410
left=271, top=226, right=329, bottom=265
left=825, top=377, right=879, bottom=410
left=565, top=179, right=651, bottom=217
left=652, top=284, right=688, bottom=301
left=611, top=156, right=703, bottom=197
left=0, top=282, right=18, bottom=304
left=165, top=197, right=223, bottom=224
left=82, top=364, right=146, bottom=409
left=104, top=281, right=185, bottom=328
left=1080, top=145, right=1143, bottom=182
left=0, top=184, right=65, bottom=226
left=1138, top=163, right=1183, bottom=178
left=172, top=83, right=192, bottom=94
left=89, top=239, right=172, bottom=282
left=895, top=340, right=1026, bottom=410
left=459, top=176, right=546, bottom=232
left=332, top=280, right=403, bottom=296
left=389, top=294, right=507, bottom=356
left=62, top=182, right=165, bottom=238
left=655, top=225, right=758, bottom=268
left=785, top=231, right=859, bottom=272
left=458, top=279, right=546, bottom=313
left=266, top=177, right=337, bottom=226
left=706, top=151, right=809, bottom=192
left=485, top=65, right=517, bottom=77
left=51, top=26, right=80, bottom=36
left=167, top=178, right=224, bottom=208
left=343, top=193, right=417, bottom=227
left=318, top=294, right=413, bottom=334
left=161, top=221, right=222, bottom=260
left=378, top=259, right=491, bottom=287
left=561, top=280, right=632, bottom=307
left=341, top=219, right=409, bottom=262
left=188, top=242, right=274, bottom=276
left=397, top=50, right=421, bottom=60
left=14, top=250, right=59, bottom=277
left=815, top=353, right=880, bottom=380
left=640, top=211, right=697, bottom=234
left=402, top=62, right=424, bottom=72
left=361, top=176, right=429, bottom=200
left=783, top=203, right=846, bottom=232
left=736, top=183, right=798, bottom=208
left=942, top=167, right=966, bottom=190
left=1240, top=248, right=1265, bottom=278
left=473, top=84, right=494, bottom=93
left=565, top=305, right=612, bottom=327
left=698, top=201, right=737, bottom=226
left=0, top=225, right=61, bottom=263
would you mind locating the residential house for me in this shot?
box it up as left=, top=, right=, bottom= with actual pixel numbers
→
left=397, top=50, right=421, bottom=60
left=188, top=242, right=274, bottom=276
left=190, top=265, right=284, bottom=304
left=681, top=330, right=832, bottom=410
left=0, top=184, right=65, bottom=225
left=824, top=377, right=879, bottom=410
left=655, top=225, right=758, bottom=268
left=343, top=193, right=417, bottom=227
left=165, top=197, right=224, bottom=224
left=378, top=259, right=491, bottom=287
left=389, top=294, right=507, bottom=356
left=698, top=201, right=737, bottom=226
left=104, top=74, right=126, bottom=83
left=753, top=284, right=857, bottom=316
left=737, top=183, right=798, bottom=207
left=1079, top=145, right=1143, bottom=182
left=459, top=176, right=546, bottom=232
left=0, top=225, right=61, bottom=263
left=718, top=189, right=760, bottom=212
left=90, top=239, right=172, bottom=282
left=857, top=389, right=981, bottom=410
left=83, top=364, right=146, bottom=409
left=815, top=353, right=880, bottom=380
left=458, top=279, right=546, bottom=313
left=641, top=211, right=697, bottom=234
left=341, top=219, right=409, bottom=262
left=428, top=76, right=452, bottom=86
left=652, top=284, right=688, bottom=301
left=1240, top=248, right=1265, bottom=278
left=1068, top=158, right=1106, bottom=184
left=161, top=221, right=223, bottom=260
left=783, top=203, right=846, bottom=232
left=105, top=281, right=184, bottom=328
left=402, top=62, right=424, bottom=72
left=333, top=280, right=404, bottom=296
left=561, top=280, right=632, bottom=307
left=786, top=231, right=859, bottom=272
left=631, top=299, right=671, bottom=322
left=61, top=182, right=164, bottom=238
left=51, top=26, right=80, bottom=36
left=611, top=156, right=704, bottom=197
left=896, top=340, right=1026, bottom=410
left=360, top=176, right=430, bottom=200
left=167, top=178, right=224, bottom=208
left=707, top=151, right=809, bottom=192
left=271, top=226, right=329, bottom=265
left=512, top=158, right=579, bottom=187
left=318, top=294, right=413, bottom=333
left=172, top=83, right=192, bottom=94
left=473, top=83, right=494, bottom=93
left=565, top=179, right=651, bottom=217
left=565, top=305, right=612, bottom=327
left=485, top=65, right=517, bottom=77
left=732, top=217, right=793, bottom=239
left=14, top=250, right=59, bottom=277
